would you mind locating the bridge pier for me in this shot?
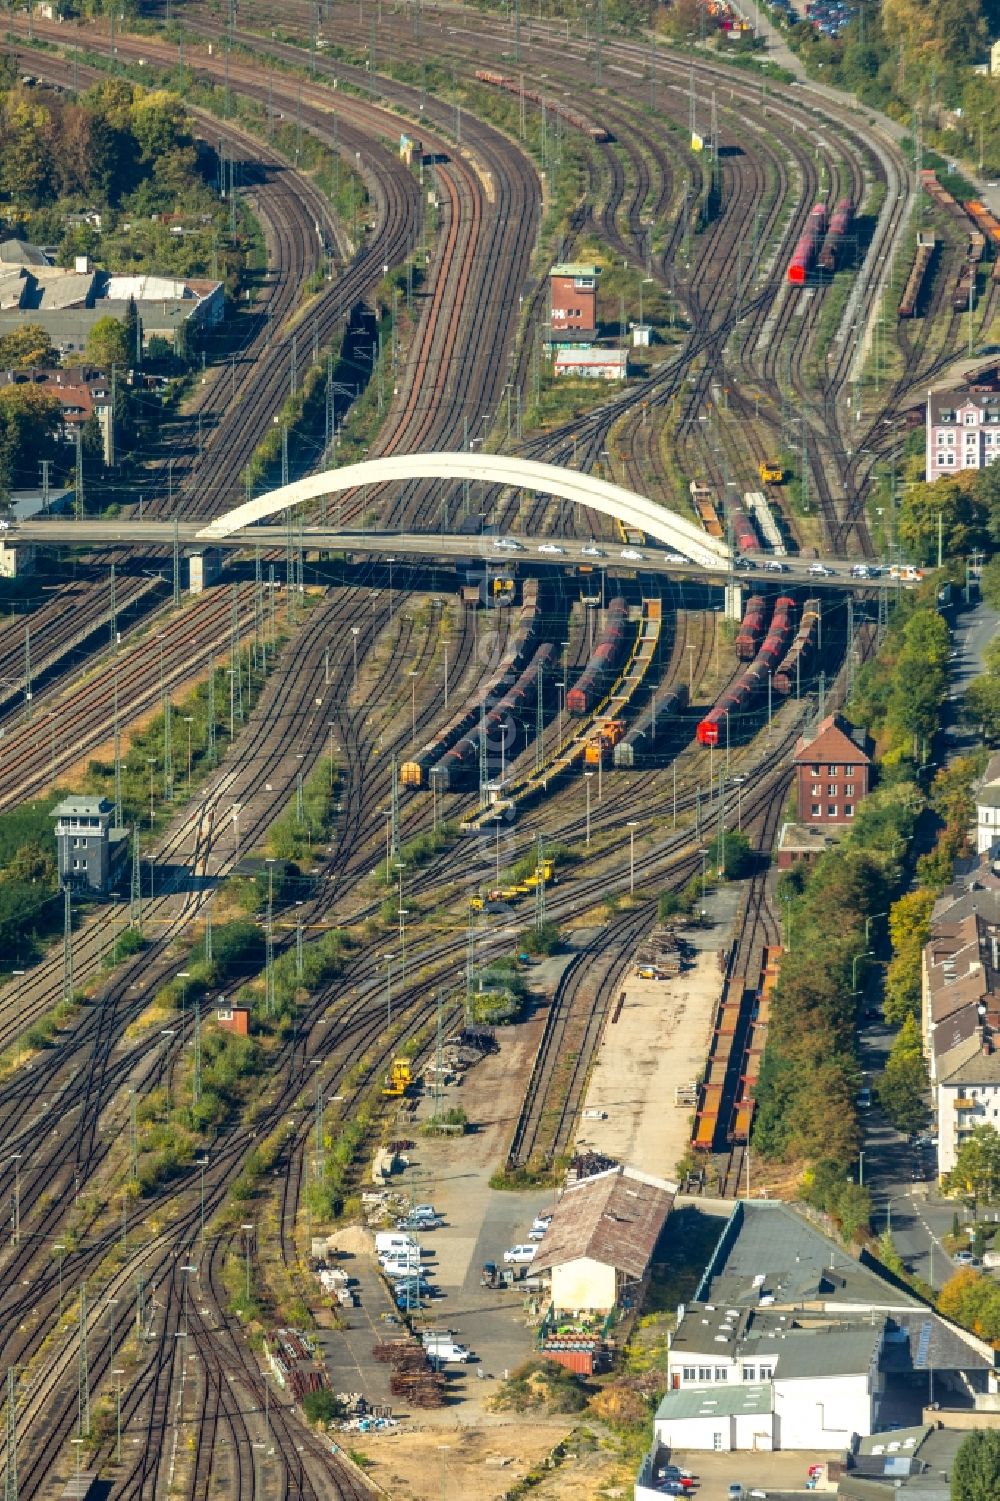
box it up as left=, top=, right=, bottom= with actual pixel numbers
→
left=724, top=582, right=743, bottom=622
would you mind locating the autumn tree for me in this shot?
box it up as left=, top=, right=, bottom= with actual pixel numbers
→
left=945, top=1126, right=1000, bottom=1207
left=896, top=477, right=989, bottom=566
left=0, top=324, right=59, bottom=369
left=885, top=889, right=934, bottom=1024
left=876, top=1015, right=929, bottom=1133
left=0, top=386, right=62, bottom=499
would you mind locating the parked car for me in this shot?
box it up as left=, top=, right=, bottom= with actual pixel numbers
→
left=857, top=1087, right=872, bottom=1109
left=531, top=1213, right=553, bottom=1235
left=954, top=1250, right=980, bottom=1266
left=424, top=1337, right=473, bottom=1363
left=503, top=1244, right=537, bottom=1265
left=411, top=1204, right=438, bottom=1220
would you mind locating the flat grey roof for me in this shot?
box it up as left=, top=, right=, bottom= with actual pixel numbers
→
left=696, top=1202, right=923, bottom=1310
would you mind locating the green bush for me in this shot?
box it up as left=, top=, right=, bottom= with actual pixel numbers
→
left=302, top=1388, right=344, bottom=1425
left=517, top=920, right=562, bottom=956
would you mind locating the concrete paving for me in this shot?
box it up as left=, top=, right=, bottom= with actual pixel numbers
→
left=670, top=1448, right=839, bottom=1499
left=575, top=951, right=721, bottom=1180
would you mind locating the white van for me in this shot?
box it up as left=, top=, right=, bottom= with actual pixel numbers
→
left=424, top=1337, right=473, bottom=1363
left=503, top=1244, right=537, bottom=1265
left=375, top=1232, right=416, bottom=1254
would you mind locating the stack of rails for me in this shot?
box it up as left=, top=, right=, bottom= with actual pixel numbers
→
left=614, top=682, right=689, bottom=767
left=773, top=597, right=820, bottom=696
left=735, top=594, right=769, bottom=662
left=435, top=642, right=554, bottom=790
left=692, top=974, right=745, bottom=1151
left=898, top=232, right=936, bottom=318
left=473, top=69, right=613, bottom=141
left=786, top=203, right=827, bottom=284
left=401, top=577, right=541, bottom=788
left=816, top=196, right=853, bottom=273
left=566, top=596, right=631, bottom=714
left=697, top=596, right=798, bottom=746
left=744, top=491, right=786, bottom=554
left=965, top=200, right=1000, bottom=283
left=729, top=946, right=781, bottom=1144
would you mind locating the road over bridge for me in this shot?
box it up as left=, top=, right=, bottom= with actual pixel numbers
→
left=5, top=517, right=904, bottom=594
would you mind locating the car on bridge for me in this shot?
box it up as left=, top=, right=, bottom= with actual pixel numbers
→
left=493, top=537, right=521, bottom=550
left=581, top=544, right=604, bottom=557
left=620, top=547, right=643, bottom=560
left=809, top=562, right=834, bottom=576
left=538, top=543, right=563, bottom=554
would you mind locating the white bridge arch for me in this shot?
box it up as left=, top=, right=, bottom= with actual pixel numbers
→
left=197, top=452, right=731, bottom=571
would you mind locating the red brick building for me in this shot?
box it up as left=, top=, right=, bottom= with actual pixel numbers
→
left=549, top=262, right=599, bottom=338
left=216, top=1004, right=250, bottom=1037
left=792, top=713, right=872, bottom=824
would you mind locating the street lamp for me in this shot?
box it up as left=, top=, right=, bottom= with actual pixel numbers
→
left=146, top=755, right=157, bottom=826
left=183, top=715, right=194, bottom=791
left=584, top=771, right=594, bottom=847
left=698, top=847, right=709, bottom=913
left=409, top=668, right=418, bottom=743
left=852, top=949, right=872, bottom=996
left=12, top=968, right=24, bottom=1066
left=351, top=625, right=360, bottom=690
left=177, top=970, right=190, bottom=1018
left=112, top=1366, right=125, bottom=1461
left=442, top=640, right=450, bottom=708
left=500, top=722, right=508, bottom=784
left=627, top=821, right=638, bottom=895
left=383, top=952, right=394, bottom=1029
left=1, top=1153, right=23, bottom=1245
left=54, top=1241, right=66, bottom=1318
left=240, top=1223, right=254, bottom=1300
left=555, top=680, right=565, bottom=747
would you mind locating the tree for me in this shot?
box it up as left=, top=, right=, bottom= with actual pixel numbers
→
left=876, top=1017, right=928, bottom=1133
left=0, top=323, right=58, bottom=369
left=301, top=1388, right=344, bottom=1425
left=0, top=386, right=62, bottom=498
left=707, top=829, right=753, bottom=880
left=964, top=674, right=1000, bottom=740
left=885, top=890, right=934, bottom=1025
left=952, top=1428, right=1000, bottom=1500
left=85, top=316, right=130, bottom=371
left=896, top=477, right=989, bottom=566
left=945, top=1126, right=1000, bottom=1207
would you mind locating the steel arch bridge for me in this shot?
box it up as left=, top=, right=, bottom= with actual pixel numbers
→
left=197, top=453, right=732, bottom=570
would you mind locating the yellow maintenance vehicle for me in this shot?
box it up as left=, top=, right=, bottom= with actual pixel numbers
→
left=759, top=460, right=784, bottom=484
left=382, top=1058, right=413, bottom=1098
left=469, top=861, right=554, bottom=910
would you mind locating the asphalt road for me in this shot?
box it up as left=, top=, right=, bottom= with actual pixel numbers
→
left=859, top=594, right=999, bottom=1287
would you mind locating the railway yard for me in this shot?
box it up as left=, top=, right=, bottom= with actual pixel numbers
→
left=0, top=0, right=992, bottom=1496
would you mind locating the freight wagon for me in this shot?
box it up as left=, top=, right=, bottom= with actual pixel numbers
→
left=786, top=203, right=827, bottom=284
left=566, top=597, right=630, bottom=715
left=400, top=578, right=542, bottom=788
left=735, top=594, right=768, bottom=662
left=473, top=69, right=613, bottom=142
left=897, top=233, right=936, bottom=318
left=773, top=598, right=819, bottom=696
left=613, top=682, right=689, bottom=767
left=434, top=643, right=554, bottom=790
left=696, top=597, right=797, bottom=746
left=725, top=491, right=760, bottom=554
left=817, top=197, right=853, bottom=272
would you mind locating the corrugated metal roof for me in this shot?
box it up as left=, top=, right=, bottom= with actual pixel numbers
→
left=531, top=1165, right=674, bottom=1280
left=654, top=1383, right=771, bottom=1420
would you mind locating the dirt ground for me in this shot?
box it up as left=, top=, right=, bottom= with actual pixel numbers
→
left=344, top=1421, right=626, bottom=1501
left=575, top=951, right=721, bottom=1180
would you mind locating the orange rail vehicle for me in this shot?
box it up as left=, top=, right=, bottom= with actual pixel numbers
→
left=583, top=719, right=626, bottom=765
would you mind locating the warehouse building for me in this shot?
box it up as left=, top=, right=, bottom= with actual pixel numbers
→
left=531, top=1164, right=674, bottom=1315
